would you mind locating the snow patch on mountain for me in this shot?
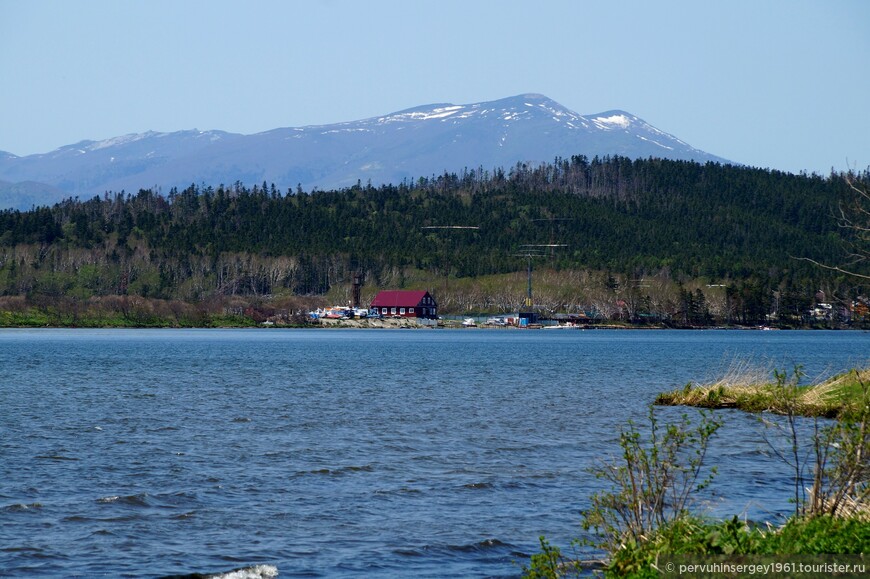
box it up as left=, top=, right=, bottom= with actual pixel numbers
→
left=638, top=136, right=674, bottom=150
left=88, top=132, right=154, bottom=151
left=378, top=105, right=465, bottom=123
left=593, top=114, right=632, bottom=129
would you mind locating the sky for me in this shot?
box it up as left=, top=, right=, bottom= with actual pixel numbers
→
left=1, top=0, right=868, bottom=175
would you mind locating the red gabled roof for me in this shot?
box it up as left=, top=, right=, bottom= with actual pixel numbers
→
left=370, top=290, right=433, bottom=308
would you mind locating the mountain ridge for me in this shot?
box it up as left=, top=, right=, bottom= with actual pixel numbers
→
left=0, top=94, right=731, bottom=209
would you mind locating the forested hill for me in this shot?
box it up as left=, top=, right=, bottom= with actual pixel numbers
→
left=0, top=156, right=866, bottom=314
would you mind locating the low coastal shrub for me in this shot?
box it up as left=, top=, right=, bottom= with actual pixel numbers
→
left=522, top=407, right=723, bottom=577
left=524, top=366, right=870, bottom=577
left=522, top=537, right=572, bottom=579
left=524, top=514, right=870, bottom=577
left=592, top=515, right=870, bottom=578
left=758, top=515, right=870, bottom=554
left=579, top=407, right=722, bottom=554
left=604, top=516, right=765, bottom=577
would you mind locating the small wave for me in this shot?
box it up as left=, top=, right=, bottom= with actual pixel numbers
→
left=501, top=480, right=530, bottom=490
left=128, top=392, right=157, bottom=399
left=159, top=564, right=278, bottom=579
left=160, top=490, right=199, bottom=502
left=306, top=468, right=332, bottom=476
left=0, top=545, right=45, bottom=554
left=34, top=454, right=79, bottom=461
left=63, top=514, right=140, bottom=523
left=374, top=487, right=423, bottom=496
left=3, top=502, right=43, bottom=512
left=527, top=470, right=559, bottom=480
left=462, top=482, right=493, bottom=490
left=342, top=464, right=374, bottom=473
left=304, top=464, right=375, bottom=476
left=450, top=538, right=512, bottom=553
left=217, top=566, right=278, bottom=579
left=415, top=538, right=515, bottom=555
left=231, top=417, right=252, bottom=423
left=96, top=493, right=149, bottom=506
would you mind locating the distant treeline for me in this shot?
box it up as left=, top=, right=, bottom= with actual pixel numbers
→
left=0, top=156, right=867, bottom=324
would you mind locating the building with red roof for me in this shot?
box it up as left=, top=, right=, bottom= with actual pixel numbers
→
left=370, top=290, right=438, bottom=319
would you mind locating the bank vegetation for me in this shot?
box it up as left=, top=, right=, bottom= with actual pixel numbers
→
left=1, top=157, right=868, bottom=327
left=526, top=364, right=870, bottom=577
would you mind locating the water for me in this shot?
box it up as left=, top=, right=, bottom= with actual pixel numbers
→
left=1, top=328, right=868, bottom=577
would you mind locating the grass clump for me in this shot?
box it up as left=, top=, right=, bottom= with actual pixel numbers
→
left=656, top=365, right=870, bottom=419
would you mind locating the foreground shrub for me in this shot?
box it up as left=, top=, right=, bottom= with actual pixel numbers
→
left=581, top=407, right=722, bottom=554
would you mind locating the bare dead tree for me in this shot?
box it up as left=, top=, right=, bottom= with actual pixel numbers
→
left=800, top=174, right=870, bottom=280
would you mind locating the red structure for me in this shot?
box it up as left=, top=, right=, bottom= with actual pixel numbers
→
left=370, top=290, right=438, bottom=319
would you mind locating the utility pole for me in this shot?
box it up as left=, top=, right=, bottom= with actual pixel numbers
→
left=512, top=244, right=566, bottom=321
left=352, top=273, right=362, bottom=309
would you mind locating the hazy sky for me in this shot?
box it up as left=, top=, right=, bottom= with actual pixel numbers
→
left=1, top=0, right=868, bottom=175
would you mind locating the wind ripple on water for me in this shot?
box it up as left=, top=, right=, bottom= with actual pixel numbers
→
left=1, top=328, right=868, bottom=576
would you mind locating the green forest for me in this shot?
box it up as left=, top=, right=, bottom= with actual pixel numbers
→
left=0, top=155, right=867, bottom=327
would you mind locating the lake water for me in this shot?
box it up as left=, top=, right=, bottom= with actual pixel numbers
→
left=1, top=328, right=868, bottom=577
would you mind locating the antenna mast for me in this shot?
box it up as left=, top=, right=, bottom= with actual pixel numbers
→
left=512, top=244, right=567, bottom=312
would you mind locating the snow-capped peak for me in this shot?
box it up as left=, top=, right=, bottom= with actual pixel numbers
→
left=0, top=93, right=729, bottom=208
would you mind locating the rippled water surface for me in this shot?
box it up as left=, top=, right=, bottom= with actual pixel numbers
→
left=1, top=328, right=868, bottom=577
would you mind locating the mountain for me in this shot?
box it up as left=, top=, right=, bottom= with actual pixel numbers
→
left=0, top=179, right=68, bottom=211
left=0, top=94, right=730, bottom=209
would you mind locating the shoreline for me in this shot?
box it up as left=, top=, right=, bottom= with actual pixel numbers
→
left=0, top=311, right=870, bottom=332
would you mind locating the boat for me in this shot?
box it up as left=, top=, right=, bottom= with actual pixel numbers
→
left=462, top=318, right=477, bottom=327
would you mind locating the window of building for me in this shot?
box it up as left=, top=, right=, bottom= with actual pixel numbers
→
left=391, top=307, right=397, bottom=315
left=400, top=308, right=406, bottom=314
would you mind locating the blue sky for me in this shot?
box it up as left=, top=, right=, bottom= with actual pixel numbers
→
left=1, top=0, right=868, bottom=175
